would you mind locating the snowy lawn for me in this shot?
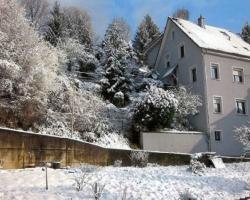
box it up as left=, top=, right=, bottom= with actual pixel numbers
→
left=0, top=163, right=250, bottom=200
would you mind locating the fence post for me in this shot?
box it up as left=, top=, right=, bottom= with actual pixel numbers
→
left=45, top=163, right=48, bottom=190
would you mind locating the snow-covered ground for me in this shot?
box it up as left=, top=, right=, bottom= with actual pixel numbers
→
left=0, top=163, right=250, bottom=200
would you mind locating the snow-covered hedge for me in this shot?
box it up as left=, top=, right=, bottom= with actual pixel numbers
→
left=133, top=86, right=202, bottom=131
left=172, top=87, right=202, bottom=130
left=133, top=86, right=178, bottom=131
left=234, top=125, right=250, bottom=150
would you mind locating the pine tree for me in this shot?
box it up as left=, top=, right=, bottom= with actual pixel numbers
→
left=133, top=14, right=160, bottom=62
left=101, top=18, right=136, bottom=106
left=241, top=22, right=250, bottom=44
left=45, top=1, right=63, bottom=46
left=62, top=6, right=93, bottom=47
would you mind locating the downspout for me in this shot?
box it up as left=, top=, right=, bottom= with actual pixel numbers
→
left=201, top=49, right=212, bottom=152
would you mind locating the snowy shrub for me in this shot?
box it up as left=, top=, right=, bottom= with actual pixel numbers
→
left=42, top=75, right=116, bottom=141
left=190, top=154, right=206, bottom=175
left=133, top=86, right=178, bottom=131
left=95, top=132, right=130, bottom=149
left=91, top=182, right=106, bottom=200
left=0, top=0, right=60, bottom=130
left=58, top=38, right=97, bottom=73
left=234, top=125, right=250, bottom=150
left=137, top=77, right=164, bottom=91
left=129, top=151, right=149, bottom=167
left=121, top=187, right=128, bottom=200
left=172, top=87, right=202, bottom=130
left=179, top=189, right=198, bottom=200
left=0, top=60, right=21, bottom=80
left=73, top=164, right=99, bottom=192
left=113, top=91, right=125, bottom=107
left=0, top=79, right=13, bottom=97
left=113, top=160, right=123, bottom=167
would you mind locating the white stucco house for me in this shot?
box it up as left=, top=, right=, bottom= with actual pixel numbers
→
left=145, top=16, right=250, bottom=156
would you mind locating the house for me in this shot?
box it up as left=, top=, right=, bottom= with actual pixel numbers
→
left=146, top=16, right=250, bottom=156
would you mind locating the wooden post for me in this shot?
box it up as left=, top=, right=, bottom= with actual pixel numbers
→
left=45, top=163, right=48, bottom=190
left=94, top=182, right=98, bottom=200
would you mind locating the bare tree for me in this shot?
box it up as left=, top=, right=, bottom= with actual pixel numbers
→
left=20, top=0, right=49, bottom=29
left=173, top=8, right=190, bottom=20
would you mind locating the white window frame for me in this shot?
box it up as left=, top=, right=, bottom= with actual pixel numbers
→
left=210, top=63, right=220, bottom=80
left=214, top=130, right=223, bottom=142
left=232, top=67, right=244, bottom=84
left=235, top=99, right=247, bottom=115
left=213, top=96, right=223, bottom=114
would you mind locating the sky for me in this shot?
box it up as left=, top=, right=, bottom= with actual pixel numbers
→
left=58, top=0, right=250, bottom=39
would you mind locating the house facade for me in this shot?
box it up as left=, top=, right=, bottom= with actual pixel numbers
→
left=146, top=16, right=250, bottom=156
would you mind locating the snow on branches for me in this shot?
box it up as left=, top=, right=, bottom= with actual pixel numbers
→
left=58, top=38, right=97, bottom=73
left=101, top=18, right=139, bottom=106
left=172, top=87, right=202, bottom=130
left=234, top=125, right=250, bottom=149
left=133, top=86, right=202, bottom=131
left=133, top=86, right=178, bottom=131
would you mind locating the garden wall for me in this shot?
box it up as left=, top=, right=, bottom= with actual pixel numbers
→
left=0, top=128, right=249, bottom=169
left=141, top=131, right=209, bottom=154
left=0, top=127, right=191, bottom=169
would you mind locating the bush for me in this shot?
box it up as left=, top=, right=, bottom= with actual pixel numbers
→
left=179, top=189, right=197, bottom=200
left=129, top=151, right=149, bottom=167
left=234, top=125, right=250, bottom=150
left=172, top=87, right=202, bottom=130
left=113, top=160, right=123, bottom=167
left=113, top=91, right=125, bottom=107
left=58, top=38, right=97, bottom=73
left=189, top=154, right=206, bottom=175
left=133, top=86, right=178, bottom=131
left=73, top=164, right=99, bottom=192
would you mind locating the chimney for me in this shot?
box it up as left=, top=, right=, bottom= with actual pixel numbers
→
left=198, top=15, right=205, bottom=28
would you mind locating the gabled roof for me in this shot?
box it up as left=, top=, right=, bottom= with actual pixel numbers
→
left=170, top=17, right=250, bottom=58
left=144, top=34, right=163, bottom=54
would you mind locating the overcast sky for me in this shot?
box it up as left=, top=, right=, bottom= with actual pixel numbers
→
left=57, top=0, right=250, bottom=39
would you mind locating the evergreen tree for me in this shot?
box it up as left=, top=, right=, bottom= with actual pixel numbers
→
left=45, top=1, right=63, bottom=46
left=62, top=6, right=93, bottom=47
left=133, top=14, right=160, bottom=62
left=241, top=22, right=250, bottom=44
left=101, top=18, right=136, bottom=106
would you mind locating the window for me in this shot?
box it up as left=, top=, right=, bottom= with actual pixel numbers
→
left=211, top=64, right=219, bottom=79
left=172, top=31, right=175, bottom=40
left=180, top=45, right=185, bottom=58
left=214, top=131, right=222, bottom=141
left=191, top=68, right=197, bottom=82
left=167, top=62, right=170, bottom=67
left=213, top=97, right=222, bottom=113
left=233, top=68, right=243, bottom=83
left=165, top=54, right=170, bottom=68
left=236, top=100, right=246, bottom=115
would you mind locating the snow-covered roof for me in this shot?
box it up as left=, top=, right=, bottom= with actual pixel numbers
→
left=170, top=17, right=250, bottom=58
